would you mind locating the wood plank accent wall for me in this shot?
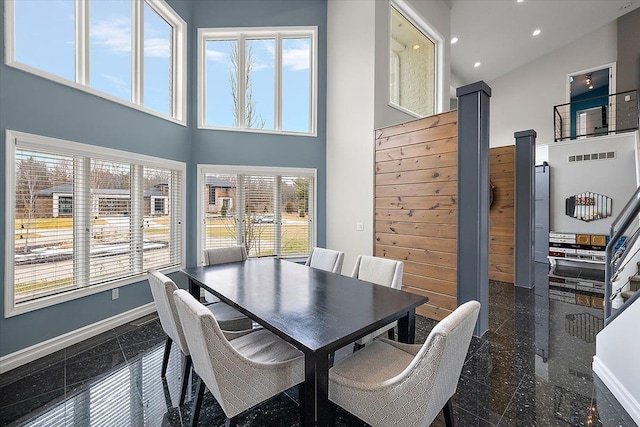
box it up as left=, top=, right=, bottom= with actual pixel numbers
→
left=489, top=146, right=515, bottom=284
left=374, top=111, right=459, bottom=321
left=374, top=113, right=517, bottom=321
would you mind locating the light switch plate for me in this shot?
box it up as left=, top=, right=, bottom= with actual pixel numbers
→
left=112, top=288, right=119, bottom=300
left=356, top=222, right=364, bottom=231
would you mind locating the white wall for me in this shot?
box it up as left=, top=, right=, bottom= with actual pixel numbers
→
left=327, top=0, right=450, bottom=272
left=594, top=298, right=640, bottom=425
left=548, top=133, right=636, bottom=235
left=489, top=22, right=618, bottom=147
left=326, top=1, right=376, bottom=273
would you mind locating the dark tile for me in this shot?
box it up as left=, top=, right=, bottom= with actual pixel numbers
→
left=65, top=338, right=126, bottom=391
left=0, top=359, right=65, bottom=414
left=0, top=349, right=65, bottom=389
left=117, top=319, right=167, bottom=362
left=0, top=388, right=66, bottom=426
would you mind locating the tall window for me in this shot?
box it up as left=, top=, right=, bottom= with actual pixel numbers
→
left=6, top=0, right=186, bottom=123
left=198, top=27, right=317, bottom=135
left=198, top=166, right=315, bottom=261
left=6, top=130, right=185, bottom=316
left=389, top=2, right=442, bottom=117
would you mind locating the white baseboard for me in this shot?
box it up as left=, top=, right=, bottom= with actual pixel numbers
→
left=0, top=303, right=156, bottom=374
left=593, top=356, right=640, bottom=425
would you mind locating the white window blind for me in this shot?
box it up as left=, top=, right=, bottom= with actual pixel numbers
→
left=199, top=167, right=314, bottom=262
left=7, top=131, right=185, bottom=313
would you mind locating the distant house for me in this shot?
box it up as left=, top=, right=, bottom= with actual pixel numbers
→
left=28, top=183, right=170, bottom=218
left=204, top=176, right=235, bottom=214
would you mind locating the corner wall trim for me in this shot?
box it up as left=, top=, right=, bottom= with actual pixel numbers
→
left=593, top=356, right=640, bottom=425
left=0, top=303, right=156, bottom=374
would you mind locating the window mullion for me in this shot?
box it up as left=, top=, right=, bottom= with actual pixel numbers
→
left=275, top=34, right=282, bottom=131
left=73, top=156, right=91, bottom=288
left=238, top=36, right=246, bottom=128
left=132, top=0, right=143, bottom=105
left=131, top=165, right=144, bottom=274
left=236, top=175, right=246, bottom=248
left=75, top=0, right=89, bottom=84
left=274, top=176, right=282, bottom=256
left=170, top=170, right=181, bottom=264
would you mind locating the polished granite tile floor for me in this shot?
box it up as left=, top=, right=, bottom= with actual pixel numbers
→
left=1, top=263, right=637, bottom=426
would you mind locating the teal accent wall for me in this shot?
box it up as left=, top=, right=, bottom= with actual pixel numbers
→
left=0, top=0, right=327, bottom=357
left=569, top=85, right=609, bottom=139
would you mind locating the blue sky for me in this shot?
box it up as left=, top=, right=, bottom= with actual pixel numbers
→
left=206, top=36, right=312, bottom=133
left=14, top=1, right=312, bottom=131
left=15, top=0, right=171, bottom=116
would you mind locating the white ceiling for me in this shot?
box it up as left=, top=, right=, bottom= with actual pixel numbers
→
left=448, top=0, right=640, bottom=85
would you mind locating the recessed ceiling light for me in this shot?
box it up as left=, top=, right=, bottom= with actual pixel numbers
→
left=451, top=37, right=459, bottom=44
left=589, top=85, right=594, bottom=90
left=517, top=0, right=524, bottom=3
left=412, top=44, right=420, bottom=50
left=474, top=62, right=481, bottom=68
left=532, top=29, right=541, bottom=36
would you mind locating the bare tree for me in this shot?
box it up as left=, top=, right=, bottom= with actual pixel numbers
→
left=16, top=157, right=51, bottom=253
left=230, top=43, right=265, bottom=129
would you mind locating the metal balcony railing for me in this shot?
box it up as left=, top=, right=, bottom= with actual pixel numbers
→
left=553, top=89, right=639, bottom=142
left=605, top=185, right=640, bottom=325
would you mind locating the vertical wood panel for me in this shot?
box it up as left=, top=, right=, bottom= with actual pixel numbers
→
left=490, top=146, right=515, bottom=284
left=375, top=111, right=458, bottom=321
left=374, top=116, right=516, bottom=321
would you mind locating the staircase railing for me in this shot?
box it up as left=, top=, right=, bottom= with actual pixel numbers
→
left=554, top=89, right=639, bottom=142
left=605, top=184, right=640, bottom=325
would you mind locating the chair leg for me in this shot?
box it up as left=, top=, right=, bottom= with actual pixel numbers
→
left=443, top=398, right=455, bottom=427
left=224, top=416, right=238, bottom=427
left=329, top=352, right=335, bottom=367
left=387, top=328, right=395, bottom=341
left=161, top=336, right=172, bottom=378
left=190, top=377, right=206, bottom=427
left=179, top=355, right=192, bottom=405
left=298, top=382, right=305, bottom=425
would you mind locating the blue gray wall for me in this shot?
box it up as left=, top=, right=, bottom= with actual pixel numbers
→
left=0, top=0, right=327, bottom=357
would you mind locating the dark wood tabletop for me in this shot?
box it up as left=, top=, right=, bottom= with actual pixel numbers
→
left=182, top=257, right=428, bottom=427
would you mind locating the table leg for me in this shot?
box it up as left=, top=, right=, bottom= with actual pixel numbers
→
left=188, top=278, right=200, bottom=300
left=397, top=308, right=416, bottom=344
left=302, top=352, right=330, bottom=427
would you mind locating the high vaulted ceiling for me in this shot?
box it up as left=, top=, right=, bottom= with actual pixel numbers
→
left=448, top=0, right=640, bottom=84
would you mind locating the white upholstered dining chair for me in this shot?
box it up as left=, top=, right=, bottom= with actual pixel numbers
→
left=305, top=247, right=345, bottom=273
left=147, top=269, right=195, bottom=406
left=328, top=301, right=481, bottom=427
left=351, top=255, right=404, bottom=348
left=202, top=246, right=248, bottom=303
left=172, top=289, right=305, bottom=427
left=147, top=269, right=253, bottom=406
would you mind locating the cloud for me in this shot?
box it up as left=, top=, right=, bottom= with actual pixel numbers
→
left=144, top=37, right=170, bottom=58
left=91, top=18, right=169, bottom=58
left=283, top=44, right=310, bottom=71
left=206, top=49, right=228, bottom=63
left=91, top=18, right=132, bottom=54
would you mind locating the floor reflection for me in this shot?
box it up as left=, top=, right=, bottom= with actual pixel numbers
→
left=0, top=265, right=636, bottom=426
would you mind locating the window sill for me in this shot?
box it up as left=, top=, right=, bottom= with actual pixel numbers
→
left=197, top=124, right=317, bottom=138
left=5, top=265, right=183, bottom=318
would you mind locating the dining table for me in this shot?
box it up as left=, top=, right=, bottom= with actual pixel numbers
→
left=182, top=257, right=428, bottom=427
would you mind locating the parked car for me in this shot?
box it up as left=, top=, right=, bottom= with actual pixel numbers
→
left=253, top=215, right=275, bottom=224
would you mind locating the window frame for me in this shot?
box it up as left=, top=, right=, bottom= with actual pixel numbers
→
left=4, top=0, right=187, bottom=125
left=388, top=0, right=444, bottom=118
left=5, top=130, right=186, bottom=317
left=196, top=164, right=317, bottom=265
left=197, top=26, right=318, bottom=136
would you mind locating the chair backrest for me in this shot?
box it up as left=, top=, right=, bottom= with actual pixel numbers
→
left=410, top=301, right=480, bottom=426
left=147, top=269, right=189, bottom=355
left=172, top=289, right=252, bottom=416
left=203, top=246, right=247, bottom=266
left=351, top=255, right=403, bottom=289
left=305, top=247, right=345, bottom=273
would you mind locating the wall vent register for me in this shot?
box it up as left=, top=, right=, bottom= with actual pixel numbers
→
left=568, top=152, right=615, bottom=162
